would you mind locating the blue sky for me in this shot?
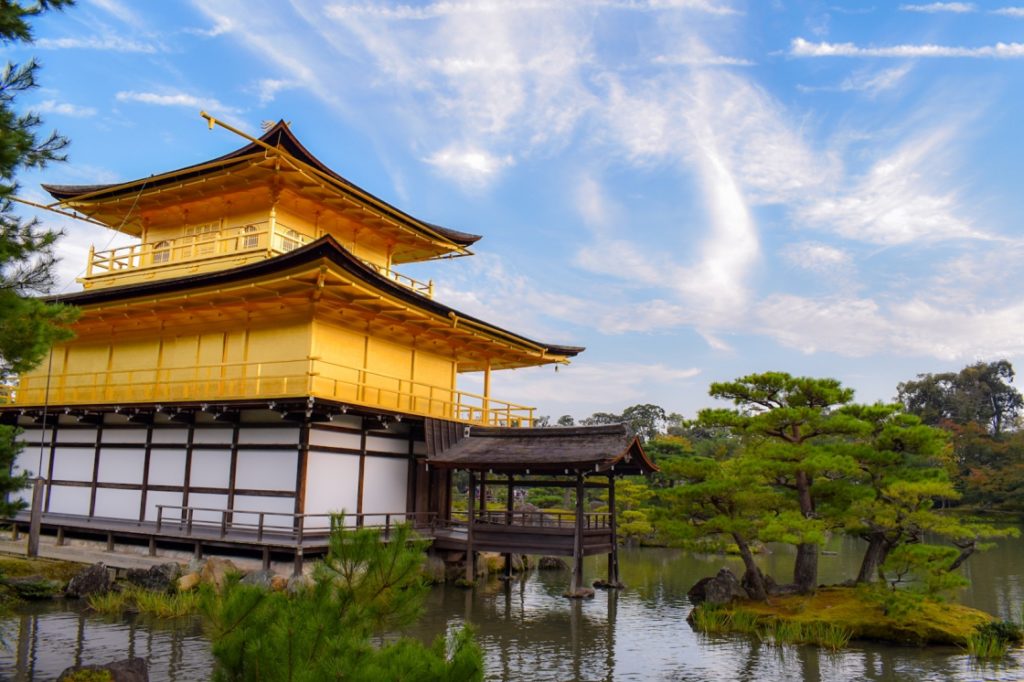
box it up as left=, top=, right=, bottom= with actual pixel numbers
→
left=7, top=0, right=1024, bottom=421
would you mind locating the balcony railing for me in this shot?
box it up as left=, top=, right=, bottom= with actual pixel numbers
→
left=0, top=357, right=534, bottom=427
left=84, top=220, right=434, bottom=298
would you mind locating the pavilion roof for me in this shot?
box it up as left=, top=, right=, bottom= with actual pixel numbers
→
left=426, top=423, right=658, bottom=475
left=43, top=121, right=481, bottom=254
left=49, top=235, right=583, bottom=370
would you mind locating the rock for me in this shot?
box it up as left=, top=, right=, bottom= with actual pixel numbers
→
left=422, top=555, right=446, bottom=584
left=199, top=557, right=239, bottom=589
left=66, top=563, right=113, bottom=599
left=593, top=579, right=625, bottom=590
left=538, top=557, right=568, bottom=571
left=564, top=587, right=595, bottom=599
left=240, top=569, right=276, bottom=590
left=177, top=572, right=200, bottom=592
left=687, top=568, right=748, bottom=606
left=125, top=563, right=181, bottom=592
left=270, top=575, right=289, bottom=592
left=58, top=656, right=148, bottom=681
left=287, top=574, right=313, bottom=594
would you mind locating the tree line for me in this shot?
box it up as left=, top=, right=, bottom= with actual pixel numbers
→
left=532, top=361, right=1023, bottom=601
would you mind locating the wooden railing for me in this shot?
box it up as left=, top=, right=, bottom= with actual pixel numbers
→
left=1, top=356, right=536, bottom=426
left=154, top=505, right=436, bottom=546
left=448, top=509, right=613, bottom=530
left=83, top=220, right=434, bottom=298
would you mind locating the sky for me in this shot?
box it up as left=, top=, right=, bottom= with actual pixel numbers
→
left=5, top=0, right=1024, bottom=422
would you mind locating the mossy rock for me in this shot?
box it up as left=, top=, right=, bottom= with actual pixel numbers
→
left=722, top=587, right=991, bottom=647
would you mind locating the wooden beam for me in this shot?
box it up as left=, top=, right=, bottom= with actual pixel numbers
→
left=138, top=421, right=154, bottom=522
left=608, top=473, right=619, bottom=585
left=570, top=473, right=585, bottom=594
left=466, top=471, right=476, bottom=583
left=88, top=422, right=103, bottom=518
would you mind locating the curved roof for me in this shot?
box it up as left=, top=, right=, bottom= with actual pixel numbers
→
left=425, top=423, right=658, bottom=475
left=50, top=235, right=584, bottom=365
left=43, top=121, right=481, bottom=249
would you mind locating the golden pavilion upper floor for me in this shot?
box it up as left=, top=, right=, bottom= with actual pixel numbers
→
left=4, top=121, right=583, bottom=426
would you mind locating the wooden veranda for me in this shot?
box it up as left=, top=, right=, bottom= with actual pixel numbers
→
left=425, top=423, right=658, bottom=596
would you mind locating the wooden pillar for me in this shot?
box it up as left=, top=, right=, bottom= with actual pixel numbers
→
left=608, top=473, right=619, bottom=585
left=138, top=420, right=154, bottom=522
left=479, top=474, right=487, bottom=519
left=88, top=420, right=104, bottom=518
left=570, top=472, right=585, bottom=595
left=356, top=419, right=367, bottom=528
left=482, top=359, right=491, bottom=424
left=294, top=419, right=311, bottom=527
left=503, top=474, right=514, bottom=579
left=465, top=471, right=476, bottom=583
left=182, top=417, right=196, bottom=519
left=44, top=418, right=59, bottom=512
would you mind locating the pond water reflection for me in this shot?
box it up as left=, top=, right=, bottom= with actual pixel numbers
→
left=2, top=535, right=1023, bottom=681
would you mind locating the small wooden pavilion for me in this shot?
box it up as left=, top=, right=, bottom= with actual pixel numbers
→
left=425, top=423, right=658, bottom=595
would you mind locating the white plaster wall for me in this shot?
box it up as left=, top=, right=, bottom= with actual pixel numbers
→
left=97, top=449, right=145, bottom=484
left=145, top=490, right=184, bottom=522
left=192, top=428, right=233, bottom=445
left=304, top=451, right=360, bottom=527
left=235, top=450, right=296, bottom=491
left=12, top=448, right=49, bottom=479
left=93, top=488, right=140, bottom=519
left=148, top=450, right=186, bottom=486
left=47, top=485, right=90, bottom=515
left=56, top=428, right=86, bottom=444
left=151, top=428, right=188, bottom=444
left=102, top=429, right=147, bottom=444
left=238, top=427, right=299, bottom=446
left=187, top=493, right=228, bottom=522
left=366, top=435, right=408, bottom=455
left=320, top=415, right=362, bottom=430
left=309, top=428, right=361, bottom=450
left=189, top=449, right=231, bottom=488
left=16, top=428, right=49, bottom=444
left=361, top=456, right=409, bottom=518
left=230, top=496, right=295, bottom=529
left=51, top=447, right=94, bottom=482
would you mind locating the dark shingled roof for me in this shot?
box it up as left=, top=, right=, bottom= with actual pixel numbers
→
left=426, top=423, right=657, bottom=475
left=43, top=121, right=481, bottom=249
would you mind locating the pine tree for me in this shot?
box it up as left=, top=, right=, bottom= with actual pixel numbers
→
left=202, top=519, right=484, bottom=681
left=0, top=0, right=78, bottom=515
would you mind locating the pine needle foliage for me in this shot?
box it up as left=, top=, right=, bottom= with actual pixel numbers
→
left=201, top=518, right=483, bottom=682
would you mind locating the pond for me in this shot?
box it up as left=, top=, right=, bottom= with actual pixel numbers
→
left=2, top=534, right=1023, bottom=681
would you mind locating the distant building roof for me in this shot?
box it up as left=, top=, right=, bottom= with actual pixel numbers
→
left=426, top=423, right=657, bottom=475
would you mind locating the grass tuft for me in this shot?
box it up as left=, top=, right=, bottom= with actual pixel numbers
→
left=966, top=620, right=1022, bottom=661
left=86, top=587, right=198, bottom=618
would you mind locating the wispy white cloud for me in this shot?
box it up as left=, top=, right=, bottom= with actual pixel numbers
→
left=462, top=360, right=702, bottom=416
left=36, top=35, right=159, bottom=52
left=791, top=37, right=1024, bottom=58
left=652, top=54, right=754, bottom=66
left=325, top=1, right=739, bottom=21
left=797, top=125, right=982, bottom=245
left=88, top=0, right=146, bottom=27
left=253, top=78, right=297, bottom=106
left=798, top=64, right=913, bottom=95
left=115, top=90, right=243, bottom=116
left=423, top=145, right=515, bottom=188
left=185, top=15, right=235, bottom=36
left=33, top=100, right=97, bottom=117
left=782, top=242, right=853, bottom=274
left=992, top=7, right=1024, bottom=16
left=899, top=2, right=976, bottom=13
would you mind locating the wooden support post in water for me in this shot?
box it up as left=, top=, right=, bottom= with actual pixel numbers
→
left=106, top=532, right=114, bottom=552
left=193, top=542, right=202, bottom=561
left=262, top=547, right=271, bottom=570
left=148, top=537, right=156, bottom=557
left=293, top=547, right=304, bottom=577
left=503, top=473, right=514, bottom=580
left=56, top=527, right=65, bottom=547
left=465, top=471, right=476, bottom=584
left=569, top=472, right=585, bottom=595
left=608, top=473, right=619, bottom=586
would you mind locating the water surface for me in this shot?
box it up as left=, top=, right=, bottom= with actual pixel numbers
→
left=2, top=534, right=1023, bottom=681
